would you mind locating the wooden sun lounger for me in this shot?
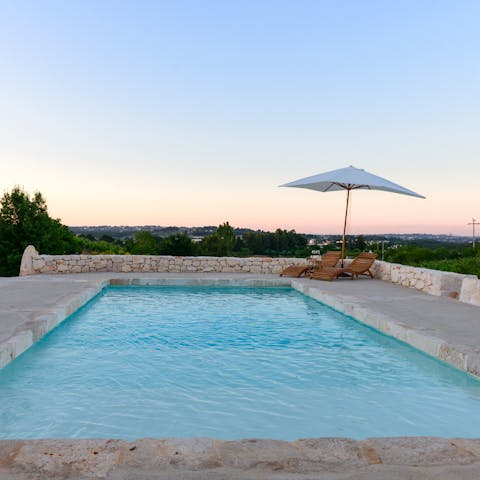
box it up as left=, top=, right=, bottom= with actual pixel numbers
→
left=280, top=251, right=341, bottom=277
left=309, top=252, right=377, bottom=281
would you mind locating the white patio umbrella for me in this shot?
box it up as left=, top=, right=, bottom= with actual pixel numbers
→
left=280, top=166, right=425, bottom=265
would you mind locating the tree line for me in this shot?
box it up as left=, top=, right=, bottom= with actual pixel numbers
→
left=0, top=187, right=310, bottom=276
left=82, top=224, right=310, bottom=258
left=384, top=244, right=480, bottom=277
left=2, top=187, right=478, bottom=277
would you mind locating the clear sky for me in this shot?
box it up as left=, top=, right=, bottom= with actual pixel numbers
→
left=1, top=0, right=479, bottom=235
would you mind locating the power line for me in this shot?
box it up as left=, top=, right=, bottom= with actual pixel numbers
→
left=467, top=218, right=480, bottom=249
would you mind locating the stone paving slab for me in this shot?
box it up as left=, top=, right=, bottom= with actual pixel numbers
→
left=1, top=437, right=480, bottom=479
left=0, top=275, right=106, bottom=368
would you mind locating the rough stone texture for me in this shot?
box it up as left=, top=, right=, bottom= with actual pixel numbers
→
left=371, top=259, right=480, bottom=306
left=18, top=245, right=39, bottom=276
left=460, top=277, right=480, bottom=306
left=365, top=437, right=480, bottom=466
left=29, top=254, right=306, bottom=276
left=371, top=260, right=476, bottom=298
left=2, top=437, right=480, bottom=479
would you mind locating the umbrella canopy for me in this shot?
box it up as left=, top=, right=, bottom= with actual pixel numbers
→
left=280, top=166, right=425, bottom=264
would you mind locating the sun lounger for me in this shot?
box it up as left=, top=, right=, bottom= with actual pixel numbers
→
left=309, top=252, right=377, bottom=281
left=280, top=251, right=341, bottom=277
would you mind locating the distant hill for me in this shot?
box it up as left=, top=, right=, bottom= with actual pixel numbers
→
left=68, top=226, right=470, bottom=246
left=69, top=225, right=261, bottom=240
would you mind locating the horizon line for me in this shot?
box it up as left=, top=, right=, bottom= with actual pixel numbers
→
left=68, top=225, right=473, bottom=238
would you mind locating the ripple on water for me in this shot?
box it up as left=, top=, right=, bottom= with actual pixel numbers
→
left=1, top=285, right=480, bottom=440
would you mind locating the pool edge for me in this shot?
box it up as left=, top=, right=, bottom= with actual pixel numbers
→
left=292, top=279, right=480, bottom=379
left=0, top=276, right=292, bottom=370
left=0, top=280, right=108, bottom=369
left=2, top=436, right=480, bottom=479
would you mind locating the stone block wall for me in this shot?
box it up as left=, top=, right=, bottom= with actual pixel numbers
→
left=460, top=277, right=480, bottom=306
left=371, top=260, right=477, bottom=298
left=27, top=253, right=307, bottom=275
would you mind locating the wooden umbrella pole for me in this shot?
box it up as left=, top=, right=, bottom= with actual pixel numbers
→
left=341, top=188, right=351, bottom=267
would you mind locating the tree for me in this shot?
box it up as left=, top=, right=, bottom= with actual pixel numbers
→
left=159, top=233, right=196, bottom=255
left=200, top=222, right=235, bottom=256
left=0, top=187, right=80, bottom=276
left=99, top=234, right=115, bottom=243
left=242, top=229, right=307, bottom=256
left=131, top=231, right=158, bottom=254
left=355, top=235, right=367, bottom=251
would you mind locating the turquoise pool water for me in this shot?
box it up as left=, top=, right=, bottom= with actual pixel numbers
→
left=1, top=285, right=480, bottom=440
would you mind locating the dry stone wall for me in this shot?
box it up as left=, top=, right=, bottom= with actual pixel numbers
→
left=28, top=253, right=307, bottom=275
left=460, top=277, right=480, bottom=306
left=371, top=260, right=477, bottom=298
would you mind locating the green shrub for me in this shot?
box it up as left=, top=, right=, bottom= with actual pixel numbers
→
left=419, top=257, right=480, bottom=277
left=159, top=233, right=196, bottom=256
left=0, top=187, right=80, bottom=276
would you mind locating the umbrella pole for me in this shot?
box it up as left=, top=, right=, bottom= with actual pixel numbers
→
left=341, top=188, right=351, bottom=267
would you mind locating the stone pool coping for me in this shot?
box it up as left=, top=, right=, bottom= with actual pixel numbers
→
left=3, top=437, right=480, bottom=479
left=1, top=273, right=480, bottom=478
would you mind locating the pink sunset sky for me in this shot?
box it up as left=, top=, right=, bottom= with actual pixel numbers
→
left=1, top=1, right=478, bottom=236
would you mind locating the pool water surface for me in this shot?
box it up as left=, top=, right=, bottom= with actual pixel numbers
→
left=1, top=285, right=480, bottom=440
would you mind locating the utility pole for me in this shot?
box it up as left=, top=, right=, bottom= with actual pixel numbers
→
left=377, top=241, right=388, bottom=261
left=468, top=218, right=480, bottom=249
left=381, top=240, right=387, bottom=261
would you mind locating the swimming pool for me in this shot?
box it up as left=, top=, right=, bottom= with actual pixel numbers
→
left=1, top=285, right=480, bottom=440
